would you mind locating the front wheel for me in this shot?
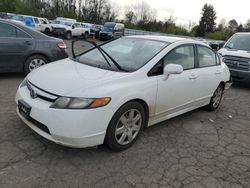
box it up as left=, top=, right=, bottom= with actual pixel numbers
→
left=205, top=84, right=224, bottom=111
left=105, top=101, right=146, bottom=151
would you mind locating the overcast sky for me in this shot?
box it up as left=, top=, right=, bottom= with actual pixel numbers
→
left=111, top=0, right=250, bottom=26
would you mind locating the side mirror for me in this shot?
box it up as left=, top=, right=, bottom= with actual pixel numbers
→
left=72, top=25, right=75, bottom=29
left=163, top=64, right=183, bottom=80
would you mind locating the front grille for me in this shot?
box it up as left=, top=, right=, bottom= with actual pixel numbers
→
left=26, top=81, right=59, bottom=102
left=224, top=55, right=250, bottom=71
left=100, top=33, right=107, bottom=37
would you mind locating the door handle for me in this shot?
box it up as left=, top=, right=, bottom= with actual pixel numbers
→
left=24, top=41, right=32, bottom=45
left=214, top=70, right=222, bottom=75
left=189, top=74, right=198, bottom=80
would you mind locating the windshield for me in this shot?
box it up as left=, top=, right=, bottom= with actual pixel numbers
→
left=77, top=38, right=169, bottom=72
left=225, top=34, right=250, bottom=51
left=102, top=26, right=113, bottom=32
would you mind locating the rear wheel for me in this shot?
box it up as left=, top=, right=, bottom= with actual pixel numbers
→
left=105, top=101, right=146, bottom=151
left=205, top=84, right=224, bottom=111
left=84, top=32, right=89, bottom=39
left=24, top=55, right=48, bottom=75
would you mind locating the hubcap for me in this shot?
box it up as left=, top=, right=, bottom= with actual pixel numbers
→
left=29, top=58, right=46, bottom=71
left=212, top=87, right=223, bottom=108
left=115, top=109, right=142, bottom=145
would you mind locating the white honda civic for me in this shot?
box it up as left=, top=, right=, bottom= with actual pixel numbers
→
left=16, top=36, right=231, bottom=151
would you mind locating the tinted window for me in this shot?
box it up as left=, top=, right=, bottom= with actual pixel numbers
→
left=198, top=46, right=217, bottom=67
left=16, top=28, right=31, bottom=38
left=163, top=45, right=195, bottom=70
left=0, top=23, right=16, bottom=37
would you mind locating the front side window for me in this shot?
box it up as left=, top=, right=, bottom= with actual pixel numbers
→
left=0, top=23, right=16, bottom=37
left=163, top=45, right=195, bottom=70
left=198, top=46, right=216, bottom=67
left=77, top=38, right=169, bottom=72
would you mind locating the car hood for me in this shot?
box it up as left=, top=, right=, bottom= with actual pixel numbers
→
left=27, top=58, right=129, bottom=96
left=219, top=48, right=250, bottom=59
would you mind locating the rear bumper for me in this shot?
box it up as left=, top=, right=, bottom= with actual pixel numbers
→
left=229, top=68, right=250, bottom=83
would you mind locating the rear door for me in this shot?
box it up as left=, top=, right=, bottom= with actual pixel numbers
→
left=192, top=45, right=222, bottom=104
left=0, top=22, right=35, bottom=72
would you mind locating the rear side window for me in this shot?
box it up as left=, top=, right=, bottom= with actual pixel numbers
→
left=16, top=28, right=31, bottom=38
left=0, top=23, right=16, bottom=37
left=34, top=18, right=39, bottom=24
left=163, top=45, right=195, bottom=70
left=198, top=46, right=217, bottom=67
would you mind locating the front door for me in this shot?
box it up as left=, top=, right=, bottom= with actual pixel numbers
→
left=155, top=45, right=198, bottom=120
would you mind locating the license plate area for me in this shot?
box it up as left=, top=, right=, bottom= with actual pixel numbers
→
left=18, top=100, right=31, bottom=119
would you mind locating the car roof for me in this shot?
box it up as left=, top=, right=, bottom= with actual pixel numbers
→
left=234, top=32, right=250, bottom=35
left=126, top=35, right=199, bottom=44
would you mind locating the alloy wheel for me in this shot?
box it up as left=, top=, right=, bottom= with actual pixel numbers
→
left=29, top=58, right=46, bottom=71
left=115, top=109, right=142, bottom=145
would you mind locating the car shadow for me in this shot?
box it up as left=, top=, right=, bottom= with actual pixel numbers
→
left=0, top=72, right=24, bottom=79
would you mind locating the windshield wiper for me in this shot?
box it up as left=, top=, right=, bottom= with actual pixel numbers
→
left=72, top=39, right=127, bottom=72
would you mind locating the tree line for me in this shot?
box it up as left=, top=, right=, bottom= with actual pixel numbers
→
left=1, top=0, right=250, bottom=40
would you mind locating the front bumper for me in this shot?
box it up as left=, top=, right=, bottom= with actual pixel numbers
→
left=229, top=68, right=250, bottom=83
left=15, top=85, right=114, bottom=148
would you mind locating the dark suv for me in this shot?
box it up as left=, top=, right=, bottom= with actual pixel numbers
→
left=99, top=22, right=124, bottom=41
left=0, top=20, right=68, bottom=74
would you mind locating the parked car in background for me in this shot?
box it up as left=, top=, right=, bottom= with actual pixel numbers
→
left=50, top=20, right=85, bottom=40
left=80, top=23, right=91, bottom=38
left=99, top=22, right=124, bottom=41
left=56, top=17, right=76, bottom=23
left=0, top=12, right=8, bottom=19
left=38, top=17, right=52, bottom=34
left=90, top=24, right=103, bottom=38
left=0, top=20, right=68, bottom=74
left=16, top=36, right=231, bottom=151
left=218, top=32, right=250, bottom=84
left=9, top=15, right=42, bottom=31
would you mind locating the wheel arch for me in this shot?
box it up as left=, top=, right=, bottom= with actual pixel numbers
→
left=112, top=98, right=150, bottom=129
left=23, top=53, right=51, bottom=72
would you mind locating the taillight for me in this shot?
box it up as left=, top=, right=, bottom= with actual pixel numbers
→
left=57, top=43, right=66, bottom=49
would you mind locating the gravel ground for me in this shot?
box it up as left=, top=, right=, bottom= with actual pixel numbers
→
left=0, top=42, right=250, bottom=188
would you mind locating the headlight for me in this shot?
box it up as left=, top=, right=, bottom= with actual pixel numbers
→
left=50, top=97, right=111, bottom=109
left=20, top=78, right=27, bottom=88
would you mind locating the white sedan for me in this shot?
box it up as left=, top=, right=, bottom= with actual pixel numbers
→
left=15, top=36, right=231, bottom=151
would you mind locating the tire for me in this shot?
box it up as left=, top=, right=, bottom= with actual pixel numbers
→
left=84, top=32, right=89, bottom=39
left=44, top=28, right=50, bottom=35
left=66, top=31, right=72, bottom=40
left=205, top=84, right=224, bottom=111
left=24, top=55, right=48, bottom=75
left=105, top=101, right=146, bottom=152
